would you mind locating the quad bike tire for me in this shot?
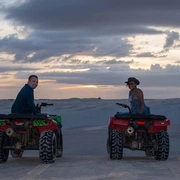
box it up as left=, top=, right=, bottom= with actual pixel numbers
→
left=145, top=148, right=153, bottom=157
left=39, top=130, right=57, bottom=164
left=106, top=137, right=110, bottom=155
left=109, top=129, right=123, bottom=160
left=11, top=149, right=24, bottom=158
left=0, top=131, right=9, bottom=163
left=56, top=130, right=63, bottom=157
left=154, top=130, right=169, bottom=161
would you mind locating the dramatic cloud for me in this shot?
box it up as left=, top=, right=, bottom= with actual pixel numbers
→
left=1, top=0, right=179, bottom=63
left=0, top=65, right=39, bottom=72
left=0, top=32, right=133, bottom=62
left=12, top=63, right=180, bottom=88
left=164, top=31, right=180, bottom=51
left=136, top=52, right=156, bottom=57
left=4, top=0, right=180, bottom=30
left=1, top=0, right=180, bottom=99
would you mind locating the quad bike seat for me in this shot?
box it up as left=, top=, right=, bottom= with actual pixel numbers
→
left=0, top=114, right=7, bottom=119
left=7, top=113, right=49, bottom=120
left=114, top=113, right=167, bottom=120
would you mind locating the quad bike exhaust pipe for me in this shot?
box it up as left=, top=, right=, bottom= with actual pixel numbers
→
left=6, top=128, right=14, bottom=136
left=126, top=126, right=134, bottom=136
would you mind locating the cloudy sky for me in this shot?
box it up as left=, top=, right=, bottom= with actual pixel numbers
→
left=0, top=0, right=180, bottom=99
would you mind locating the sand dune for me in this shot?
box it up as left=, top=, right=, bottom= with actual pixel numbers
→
left=1, top=98, right=179, bottom=128
left=0, top=99, right=179, bottom=179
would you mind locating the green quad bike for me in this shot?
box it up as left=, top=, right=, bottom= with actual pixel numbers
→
left=0, top=102, right=63, bottom=164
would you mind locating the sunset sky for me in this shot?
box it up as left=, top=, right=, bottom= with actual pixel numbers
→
left=1, top=0, right=180, bottom=99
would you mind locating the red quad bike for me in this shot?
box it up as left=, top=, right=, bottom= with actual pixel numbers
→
left=0, top=102, right=63, bottom=164
left=107, top=103, right=171, bottom=161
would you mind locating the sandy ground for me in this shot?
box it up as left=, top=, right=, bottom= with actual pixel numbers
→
left=0, top=124, right=179, bottom=180
left=0, top=99, right=180, bottom=179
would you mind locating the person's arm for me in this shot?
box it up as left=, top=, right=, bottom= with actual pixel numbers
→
left=136, top=88, right=145, bottom=113
left=26, top=89, right=38, bottom=114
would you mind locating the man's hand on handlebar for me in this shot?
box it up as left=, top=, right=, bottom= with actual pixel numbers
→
left=36, top=103, right=54, bottom=113
left=41, top=103, right=54, bottom=107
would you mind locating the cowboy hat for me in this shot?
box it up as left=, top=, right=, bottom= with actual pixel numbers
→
left=125, top=77, right=140, bottom=85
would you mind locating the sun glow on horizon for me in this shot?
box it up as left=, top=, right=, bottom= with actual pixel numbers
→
left=55, top=85, right=98, bottom=90
left=80, top=85, right=97, bottom=88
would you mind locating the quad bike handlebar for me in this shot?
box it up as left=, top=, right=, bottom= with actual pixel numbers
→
left=36, top=102, right=54, bottom=113
left=40, top=103, right=54, bottom=107
left=116, top=103, right=131, bottom=114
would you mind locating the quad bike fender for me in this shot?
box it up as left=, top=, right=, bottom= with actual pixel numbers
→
left=148, top=119, right=170, bottom=133
left=0, top=123, right=10, bottom=131
left=153, top=119, right=170, bottom=126
left=37, top=120, right=59, bottom=133
left=109, top=117, right=129, bottom=132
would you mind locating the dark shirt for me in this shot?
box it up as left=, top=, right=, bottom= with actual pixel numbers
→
left=11, top=84, right=38, bottom=114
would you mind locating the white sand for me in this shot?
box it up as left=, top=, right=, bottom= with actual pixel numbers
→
left=1, top=98, right=180, bottom=128
left=0, top=98, right=180, bottom=179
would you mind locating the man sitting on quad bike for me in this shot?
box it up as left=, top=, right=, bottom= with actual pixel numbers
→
left=125, top=77, right=150, bottom=114
left=11, top=75, right=39, bottom=114
left=11, top=74, right=62, bottom=128
left=10, top=75, right=62, bottom=159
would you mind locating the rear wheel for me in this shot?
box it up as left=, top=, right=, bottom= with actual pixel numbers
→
left=106, top=137, right=110, bottom=155
left=39, top=130, right=57, bottom=163
left=109, top=129, right=123, bottom=160
left=154, top=131, right=169, bottom=161
left=145, top=148, right=153, bottom=157
left=56, top=130, right=63, bottom=157
left=0, top=131, right=9, bottom=163
left=11, top=149, right=23, bottom=158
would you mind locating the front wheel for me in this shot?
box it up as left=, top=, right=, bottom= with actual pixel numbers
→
left=56, top=130, right=63, bottom=157
left=39, top=130, right=57, bottom=164
left=145, top=148, right=153, bottom=157
left=11, top=150, right=24, bottom=158
left=109, top=129, right=123, bottom=160
left=106, top=137, right=110, bottom=155
left=154, top=131, right=169, bottom=161
left=0, top=131, right=9, bottom=163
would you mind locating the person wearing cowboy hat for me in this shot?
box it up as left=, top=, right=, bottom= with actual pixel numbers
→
left=125, top=77, right=150, bottom=114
